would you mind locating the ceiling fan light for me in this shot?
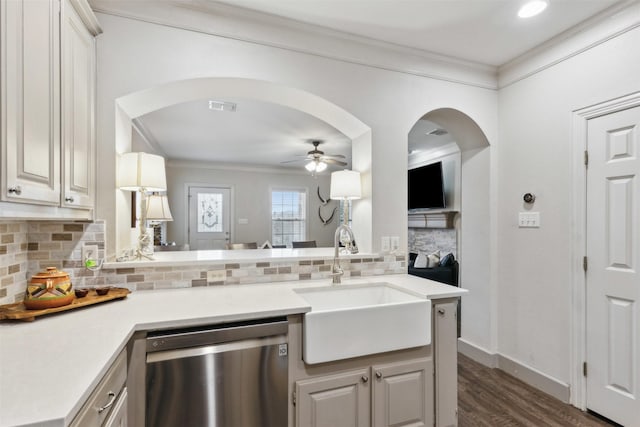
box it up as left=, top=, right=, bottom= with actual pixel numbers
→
left=305, top=161, right=317, bottom=172
left=518, top=0, right=548, bottom=18
left=316, top=161, right=327, bottom=172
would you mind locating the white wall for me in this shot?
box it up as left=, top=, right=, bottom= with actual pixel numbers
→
left=166, top=163, right=335, bottom=247
left=497, top=25, right=640, bottom=383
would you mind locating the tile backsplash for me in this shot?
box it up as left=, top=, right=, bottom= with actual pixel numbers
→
left=408, top=228, right=457, bottom=258
left=0, top=220, right=405, bottom=305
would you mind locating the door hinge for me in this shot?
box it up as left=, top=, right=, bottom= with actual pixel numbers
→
left=292, top=391, right=296, bottom=406
left=583, top=362, right=588, bottom=377
left=583, top=256, right=588, bottom=272
left=584, top=150, right=589, bottom=167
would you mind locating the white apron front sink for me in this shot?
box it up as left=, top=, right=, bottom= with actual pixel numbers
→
left=295, top=282, right=431, bottom=364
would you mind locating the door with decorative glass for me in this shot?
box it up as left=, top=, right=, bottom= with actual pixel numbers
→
left=188, top=186, right=231, bottom=250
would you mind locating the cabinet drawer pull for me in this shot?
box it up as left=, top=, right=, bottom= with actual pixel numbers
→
left=8, top=186, right=22, bottom=195
left=375, top=371, right=382, bottom=379
left=97, top=391, right=116, bottom=413
left=361, top=375, right=369, bottom=383
left=65, top=196, right=74, bottom=203
left=438, top=308, right=446, bottom=316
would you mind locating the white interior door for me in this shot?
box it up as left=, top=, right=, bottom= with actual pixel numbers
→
left=586, top=105, right=640, bottom=426
left=188, top=186, right=231, bottom=250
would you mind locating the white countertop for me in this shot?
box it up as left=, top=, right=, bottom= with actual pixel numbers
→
left=0, top=274, right=465, bottom=427
left=103, top=247, right=378, bottom=268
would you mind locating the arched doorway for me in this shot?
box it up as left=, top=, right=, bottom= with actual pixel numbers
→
left=112, top=77, right=373, bottom=254
left=408, top=108, right=493, bottom=352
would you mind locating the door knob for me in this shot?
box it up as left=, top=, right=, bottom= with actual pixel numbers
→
left=375, top=371, right=382, bottom=379
left=361, top=375, right=369, bottom=383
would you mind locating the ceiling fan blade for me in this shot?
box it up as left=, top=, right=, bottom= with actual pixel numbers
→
left=322, top=158, right=348, bottom=166
left=280, top=159, right=306, bottom=164
left=322, top=154, right=346, bottom=159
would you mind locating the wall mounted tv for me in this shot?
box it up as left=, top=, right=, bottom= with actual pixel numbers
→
left=408, top=161, right=446, bottom=210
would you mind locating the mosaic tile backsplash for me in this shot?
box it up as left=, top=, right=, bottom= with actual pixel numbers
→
left=0, top=220, right=406, bottom=305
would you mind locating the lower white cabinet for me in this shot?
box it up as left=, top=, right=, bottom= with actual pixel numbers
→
left=434, top=300, right=459, bottom=427
left=296, top=368, right=370, bottom=427
left=372, top=358, right=434, bottom=427
left=71, top=350, right=127, bottom=427
left=295, top=358, right=433, bottom=427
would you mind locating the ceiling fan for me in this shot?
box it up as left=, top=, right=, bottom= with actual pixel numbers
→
left=281, top=140, right=347, bottom=172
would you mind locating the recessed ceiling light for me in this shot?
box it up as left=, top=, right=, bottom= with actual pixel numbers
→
left=518, top=0, right=548, bottom=18
left=208, top=100, right=237, bottom=112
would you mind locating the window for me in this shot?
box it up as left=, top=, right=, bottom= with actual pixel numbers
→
left=271, top=189, right=307, bottom=247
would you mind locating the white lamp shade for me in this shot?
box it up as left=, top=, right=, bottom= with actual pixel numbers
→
left=330, top=170, right=361, bottom=200
left=118, top=152, right=167, bottom=191
left=146, top=193, right=173, bottom=221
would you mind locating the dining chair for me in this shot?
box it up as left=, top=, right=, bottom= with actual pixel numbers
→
left=292, top=240, right=317, bottom=248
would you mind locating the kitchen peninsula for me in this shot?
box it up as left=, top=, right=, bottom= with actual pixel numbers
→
left=0, top=273, right=465, bottom=427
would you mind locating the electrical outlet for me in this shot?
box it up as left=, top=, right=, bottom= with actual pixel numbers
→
left=390, top=236, right=400, bottom=252
left=82, top=245, right=99, bottom=263
left=207, top=270, right=227, bottom=282
left=381, top=236, right=390, bottom=252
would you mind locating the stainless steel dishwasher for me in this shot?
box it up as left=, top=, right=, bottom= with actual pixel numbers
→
left=145, top=317, right=289, bottom=427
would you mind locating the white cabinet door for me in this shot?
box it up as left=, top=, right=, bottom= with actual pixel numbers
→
left=61, top=0, right=95, bottom=208
left=1, top=0, right=60, bottom=205
left=296, top=369, right=370, bottom=427
left=372, top=358, right=433, bottom=427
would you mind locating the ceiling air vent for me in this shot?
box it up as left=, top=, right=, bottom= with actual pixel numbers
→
left=209, top=100, right=237, bottom=112
left=427, top=128, right=448, bottom=136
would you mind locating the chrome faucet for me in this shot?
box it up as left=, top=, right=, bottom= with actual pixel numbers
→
left=331, top=224, right=359, bottom=284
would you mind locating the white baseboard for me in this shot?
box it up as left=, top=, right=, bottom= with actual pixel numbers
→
left=497, top=354, right=570, bottom=403
left=457, top=338, right=570, bottom=403
left=457, top=338, right=498, bottom=368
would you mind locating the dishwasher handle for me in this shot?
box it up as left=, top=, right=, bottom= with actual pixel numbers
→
left=147, top=334, right=287, bottom=364
left=146, top=318, right=288, bottom=353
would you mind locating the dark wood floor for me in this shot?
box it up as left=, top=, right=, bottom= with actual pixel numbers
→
left=458, top=353, right=614, bottom=427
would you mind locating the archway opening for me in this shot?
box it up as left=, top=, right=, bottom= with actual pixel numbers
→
left=408, top=108, right=491, bottom=348
left=112, top=77, right=373, bottom=255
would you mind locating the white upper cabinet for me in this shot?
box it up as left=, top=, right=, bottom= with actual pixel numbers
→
left=1, top=0, right=61, bottom=205
left=0, top=0, right=100, bottom=217
left=61, top=0, right=96, bottom=209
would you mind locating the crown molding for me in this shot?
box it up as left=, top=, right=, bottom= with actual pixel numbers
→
left=89, top=0, right=497, bottom=90
left=69, top=0, right=102, bottom=35
left=498, top=0, right=640, bottom=88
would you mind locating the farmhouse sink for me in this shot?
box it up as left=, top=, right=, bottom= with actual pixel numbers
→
left=294, top=282, right=431, bottom=364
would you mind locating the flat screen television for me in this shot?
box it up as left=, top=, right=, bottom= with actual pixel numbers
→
left=408, top=161, right=446, bottom=210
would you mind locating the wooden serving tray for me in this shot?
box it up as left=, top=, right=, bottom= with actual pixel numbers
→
left=0, top=287, right=131, bottom=322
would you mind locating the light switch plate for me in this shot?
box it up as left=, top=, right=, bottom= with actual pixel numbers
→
left=238, top=218, right=249, bottom=225
left=207, top=270, right=227, bottom=282
left=518, top=212, right=540, bottom=228
left=381, top=236, right=390, bottom=252
left=390, top=236, right=400, bottom=252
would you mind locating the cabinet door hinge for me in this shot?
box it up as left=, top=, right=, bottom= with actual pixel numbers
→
left=583, top=256, right=588, bottom=272
left=292, top=390, right=296, bottom=406
left=584, top=150, right=589, bottom=167
left=583, top=362, right=588, bottom=377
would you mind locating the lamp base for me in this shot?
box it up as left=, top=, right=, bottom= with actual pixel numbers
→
left=131, top=227, right=154, bottom=260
